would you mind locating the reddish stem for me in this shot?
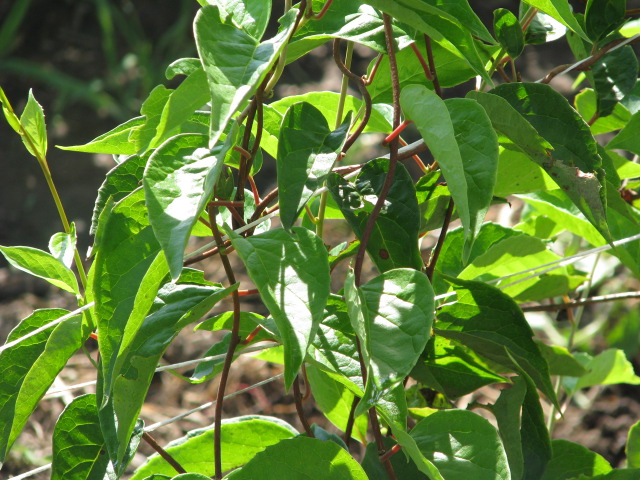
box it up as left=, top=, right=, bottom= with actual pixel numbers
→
left=382, top=119, right=413, bottom=146
left=379, top=443, right=403, bottom=463
left=410, top=42, right=434, bottom=81
left=313, top=0, right=334, bottom=19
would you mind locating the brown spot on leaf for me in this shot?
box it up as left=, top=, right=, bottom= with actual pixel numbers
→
left=379, top=249, right=389, bottom=259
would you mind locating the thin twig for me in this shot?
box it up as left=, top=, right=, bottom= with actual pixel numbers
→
left=424, top=35, right=441, bottom=97
left=142, top=432, right=186, bottom=474
left=293, top=374, right=314, bottom=437
left=425, top=198, right=454, bottom=280
left=521, top=291, right=640, bottom=312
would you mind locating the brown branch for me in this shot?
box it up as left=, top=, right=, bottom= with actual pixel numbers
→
left=521, top=291, right=640, bottom=312
left=410, top=42, right=433, bottom=81
left=425, top=198, right=454, bottom=281
left=424, top=35, right=442, bottom=98
left=293, top=374, right=314, bottom=437
left=142, top=432, right=186, bottom=475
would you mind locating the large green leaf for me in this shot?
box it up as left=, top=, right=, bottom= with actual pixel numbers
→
left=19, top=89, right=47, bottom=158
left=92, top=188, right=165, bottom=403
left=207, top=0, right=271, bottom=40
left=411, top=336, right=505, bottom=398
left=488, top=82, right=611, bottom=241
left=361, top=0, right=492, bottom=84
left=225, top=436, right=368, bottom=479
left=0, top=309, right=84, bottom=465
left=100, top=281, right=236, bottom=469
left=287, top=0, right=411, bottom=62
left=458, top=234, right=585, bottom=302
left=540, top=439, right=612, bottom=480
left=0, top=245, right=79, bottom=294
left=328, top=158, right=423, bottom=272
left=592, top=47, right=639, bottom=118
left=402, top=85, right=499, bottom=260
left=131, top=417, right=296, bottom=479
left=51, top=394, right=108, bottom=480
left=436, top=277, right=558, bottom=407
left=521, top=0, right=588, bottom=41
left=584, top=0, right=626, bottom=42
left=277, top=102, right=351, bottom=229
left=345, top=269, right=434, bottom=416
left=144, top=132, right=233, bottom=279
left=228, top=227, right=330, bottom=390
left=194, top=4, right=296, bottom=147
left=410, top=409, right=511, bottom=480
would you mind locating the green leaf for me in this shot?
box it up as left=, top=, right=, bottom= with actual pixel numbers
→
left=59, top=116, right=145, bottom=155
left=608, top=110, right=640, bottom=156
left=575, top=88, right=631, bottom=135
left=277, top=102, right=351, bottom=229
left=0, top=245, right=79, bottom=294
left=129, top=85, right=173, bottom=153
left=521, top=0, right=589, bottom=41
left=361, top=0, right=493, bottom=85
left=402, top=85, right=499, bottom=260
left=0, top=86, right=22, bottom=134
left=536, top=342, right=587, bottom=377
left=150, top=68, right=210, bottom=147
left=91, top=152, right=148, bottom=236
left=627, top=421, right=640, bottom=468
left=494, top=8, right=525, bottom=58
left=585, top=0, right=626, bottom=42
left=565, top=349, right=640, bottom=393
left=592, top=47, right=639, bottom=118
left=0, top=309, right=84, bottom=464
left=489, top=82, right=610, bottom=242
left=19, top=89, right=47, bottom=158
left=51, top=394, right=108, bottom=480
left=420, top=0, right=494, bottom=44
left=131, top=416, right=296, bottom=479
left=144, top=132, right=233, bottom=279
left=328, top=158, right=423, bottom=272
left=494, top=147, right=557, bottom=197
left=436, top=277, right=558, bottom=408
left=287, top=0, right=412, bottom=62
left=228, top=227, right=330, bottom=390
left=458, top=234, right=585, bottom=302
left=415, top=172, right=452, bottom=234
left=524, top=10, right=568, bottom=45
left=590, top=470, right=640, bottom=480
left=225, top=436, right=368, bottom=479
left=411, top=336, right=505, bottom=398
left=362, top=437, right=428, bottom=480
left=100, top=281, right=236, bottom=467
left=92, top=188, right=164, bottom=402
left=207, top=0, right=271, bottom=40
left=49, top=223, right=77, bottom=269
left=540, top=439, right=612, bottom=480
left=305, top=364, right=368, bottom=443
left=194, top=4, right=296, bottom=147
left=410, top=409, right=510, bottom=480
left=345, top=269, right=434, bottom=415
left=166, top=58, right=202, bottom=78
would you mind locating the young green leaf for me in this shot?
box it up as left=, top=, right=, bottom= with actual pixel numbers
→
left=194, top=4, right=296, bottom=147
left=207, top=0, right=271, bottom=41
left=564, top=349, right=640, bottom=394
left=585, top=0, right=626, bottom=42
left=0, top=86, right=22, bottom=133
left=328, top=159, right=423, bottom=272
left=345, top=269, right=434, bottom=416
left=592, top=47, right=639, bottom=118
left=129, top=85, right=173, bottom=153
left=410, top=409, right=510, bottom=480
left=225, top=436, right=368, bottom=479
left=0, top=309, right=84, bottom=465
left=436, top=277, right=558, bottom=408
left=51, top=394, right=108, bottom=480
left=402, top=85, right=498, bottom=261
left=131, top=418, right=296, bottom=478
left=494, top=8, right=525, bottom=59
left=58, top=116, right=145, bottom=155
left=277, top=102, right=351, bottom=230
left=144, top=131, right=233, bottom=279
left=228, top=227, right=330, bottom=390
left=19, top=89, right=47, bottom=158
left=0, top=245, right=79, bottom=294
left=48, top=223, right=77, bottom=269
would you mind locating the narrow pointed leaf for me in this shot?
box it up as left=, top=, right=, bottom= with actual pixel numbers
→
left=194, top=5, right=297, bottom=147
left=19, top=89, right=47, bottom=158
left=0, top=245, right=79, bottom=294
left=131, top=415, right=298, bottom=480
left=402, top=85, right=499, bottom=260
left=59, top=116, right=144, bottom=155
left=51, top=394, right=108, bottom=480
left=436, top=277, right=558, bottom=408
left=0, top=309, right=84, bottom=464
left=345, top=269, right=434, bottom=415
left=225, top=436, right=368, bottom=479
left=144, top=132, right=233, bottom=279
left=277, top=102, right=351, bottom=229
left=328, top=158, right=423, bottom=272
left=410, top=409, right=511, bottom=480
left=228, top=227, right=330, bottom=389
